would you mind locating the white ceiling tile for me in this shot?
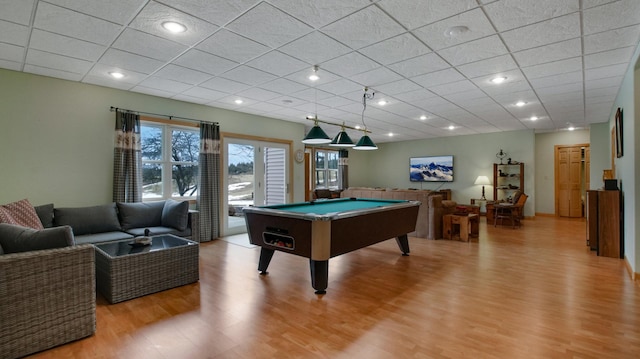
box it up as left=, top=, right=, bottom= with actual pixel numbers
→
left=113, top=29, right=188, bottom=62
left=412, top=68, right=465, bottom=88
left=87, top=63, right=147, bottom=84
left=0, top=20, right=29, bottom=46
left=413, top=8, right=495, bottom=50
left=583, top=0, right=617, bottom=8
left=181, top=86, right=229, bottom=101
left=174, top=49, right=238, bottom=76
left=456, top=54, right=518, bottom=78
left=583, top=0, right=640, bottom=35
left=491, top=89, right=539, bottom=106
left=483, top=0, right=579, bottom=32
left=246, top=51, right=308, bottom=77
left=99, top=48, right=164, bottom=74
left=583, top=25, right=640, bottom=54
left=45, top=0, right=143, bottom=24
left=378, top=0, right=477, bottom=30
left=157, top=0, right=256, bottom=26
left=428, top=80, right=478, bottom=96
left=471, top=68, right=526, bottom=89
left=285, top=67, right=341, bottom=86
left=0, top=43, right=25, bottom=63
left=259, top=78, right=309, bottom=95
left=374, top=79, right=421, bottom=95
left=29, top=30, right=106, bottom=62
left=512, top=38, right=582, bottom=67
left=443, top=89, right=488, bottom=104
left=501, top=13, right=580, bottom=52
left=316, top=78, right=364, bottom=95
left=0, top=0, right=35, bottom=25
left=536, top=82, right=583, bottom=96
left=267, top=96, right=307, bottom=108
left=226, top=2, right=312, bottom=48
left=131, top=85, right=175, bottom=98
left=521, top=57, right=582, bottom=79
left=351, top=67, right=403, bottom=87
left=154, top=64, right=212, bottom=85
left=26, top=49, right=92, bottom=74
left=584, top=47, right=635, bottom=69
left=585, top=76, right=624, bottom=90
left=197, top=29, right=269, bottom=63
left=34, top=2, right=122, bottom=45
left=23, top=64, right=82, bottom=81
left=83, top=75, right=136, bottom=90
left=279, top=31, right=351, bottom=65
left=321, top=52, right=380, bottom=77
left=483, top=80, right=533, bottom=97
left=220, top=65, right=278, bottom=86
left=291, top=88, right=333, bottom=102
left=530, top=71, right=582, bottom=89
left=199, top=77, right=250, bottom=93
left=388, top=53, right=450, bottom=77
left=585, top=64, right=628, bottom=81
left=129, top=1, right=219, bottom=46
left=245, top=102, right=286, bottom=113
left=322, top=6, right=405, bottom=49
left=236, top=87, right=282, bottom=102
left=437, top=35, right=508, bottom=66
left=171, top=94, right=211, bottom=105
left=358, top=33, right=431, bottom=65
left=317, top=96, right=356, bottom=108
left=138, top=77, right=192, bottom=93
left=269, top=0, right=372, bottom=28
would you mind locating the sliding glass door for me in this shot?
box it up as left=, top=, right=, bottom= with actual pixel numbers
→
left=223, top=138, right=289, bottom=235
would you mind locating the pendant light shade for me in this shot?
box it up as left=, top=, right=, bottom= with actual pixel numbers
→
left=302, top=121, right=331, bottom=144
left=353, top=133, right=377, bottom=150
left=330, top=125, right=355, bottom=147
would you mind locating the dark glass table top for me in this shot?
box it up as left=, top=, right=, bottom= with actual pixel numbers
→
left=94, top=234, right=196, bottom=258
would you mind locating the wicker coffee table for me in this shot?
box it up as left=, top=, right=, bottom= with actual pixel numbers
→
left=94, top=234, right=199, bottom=304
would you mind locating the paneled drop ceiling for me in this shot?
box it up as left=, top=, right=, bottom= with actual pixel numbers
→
left=1, top=0, right=639, bottom=143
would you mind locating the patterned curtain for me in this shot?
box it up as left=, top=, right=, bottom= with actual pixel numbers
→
left=198, top=122, right=221, bottom=242
left=339, top=149, right=349, bottom=189
left=113, top=110, right=142, bottom=202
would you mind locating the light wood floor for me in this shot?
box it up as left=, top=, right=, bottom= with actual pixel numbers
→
left=30, top=217, right=640, bottom=359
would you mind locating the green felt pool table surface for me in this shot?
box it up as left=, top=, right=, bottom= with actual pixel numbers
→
left=263, top=198, right=405, bottom=215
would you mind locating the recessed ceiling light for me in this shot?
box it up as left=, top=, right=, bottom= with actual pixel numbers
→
left=234, top=99, right=243, bottom=104
left=377, top=100, right=387, bottom=106
left=490, top=76, right=507, bottom=84
left=444, top=25, right=469, bottom=38
left=448, top=125, right=455, bottom=130
left=419, top=115, right=427, bottom=120
left=530, top=116, right=538, bottom=121
left=109, top=71, right=124, bottom=79
left=516, top=101, right=526, bottom=107
left=309, top=65, right=319, bottom=81
left=388, top=132, right=394, bottom=137
left=568, top=126, right=575, bottom=131
left=162, top=21, right=187, bottom=33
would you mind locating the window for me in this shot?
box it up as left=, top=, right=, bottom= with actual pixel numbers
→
left=141, top=122, right=199, bottom=200
left=315, top=149, right=339, bottom=189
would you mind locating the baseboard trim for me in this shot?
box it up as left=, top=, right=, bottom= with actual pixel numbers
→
left=535, top=212, right=555, bottom=217
left=624, top=256, right=637, bottom=280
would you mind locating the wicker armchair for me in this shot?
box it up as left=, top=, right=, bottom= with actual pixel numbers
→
left=0, top=244, right=96, bottom=359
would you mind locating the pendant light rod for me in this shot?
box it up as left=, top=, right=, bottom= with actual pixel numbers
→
left=305, top=116, right=371, bottom=133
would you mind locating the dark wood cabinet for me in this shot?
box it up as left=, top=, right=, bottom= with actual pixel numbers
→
left=586, top=189, right=622, bottom=258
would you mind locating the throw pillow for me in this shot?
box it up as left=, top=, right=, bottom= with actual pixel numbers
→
left=0, top=199, right=45, bottom=230
left=117, top=201, right=165, bottom=230
left=34, top=203, right=54, bottom=228
left=161, top=199, right=189, bottom=231
left=0, top=223, right=75, bottom=254
left=54, top=203, right=121, bottom=235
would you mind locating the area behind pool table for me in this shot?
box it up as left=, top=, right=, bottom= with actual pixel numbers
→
left=243, top=198, right=421, bottom=294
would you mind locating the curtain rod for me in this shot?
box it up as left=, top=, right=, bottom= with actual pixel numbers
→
left=109, top=106, right=218, bottom=124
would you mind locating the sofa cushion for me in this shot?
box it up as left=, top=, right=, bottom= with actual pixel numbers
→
left=74, top=231, right=134, bottom=245
left=162, top=199, right=189, bottom=231
left=117, top=201, right=165, bottom=230
left=0, top=199, right=44, bottom=230
left=54, top=203, right=121, bottom=235
left=34, top=203, right=54, bottom=228
left=0, top=223, right=75, bottom=254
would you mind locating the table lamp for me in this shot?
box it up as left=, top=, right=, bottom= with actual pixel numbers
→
left=474, top=176, right=491, bottom=200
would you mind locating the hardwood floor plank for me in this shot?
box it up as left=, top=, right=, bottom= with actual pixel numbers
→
left=26, top=217, right=640, bottom=359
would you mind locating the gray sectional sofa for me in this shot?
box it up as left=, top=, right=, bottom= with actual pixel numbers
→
left=35, top=199, right=199, bottom=244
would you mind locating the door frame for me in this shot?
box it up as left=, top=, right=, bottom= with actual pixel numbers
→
left=220, top=132, right=293, bottom=236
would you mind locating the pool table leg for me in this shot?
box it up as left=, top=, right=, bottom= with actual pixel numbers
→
left=309, top=259, right=328, bottom=294
left=258, top=248, right=275, bottom=275
left=395, top=234, right=410, bottom=256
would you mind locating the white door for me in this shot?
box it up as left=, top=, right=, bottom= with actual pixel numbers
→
left=223, top=138, right=289, bottom=235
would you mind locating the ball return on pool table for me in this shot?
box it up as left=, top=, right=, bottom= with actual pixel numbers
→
left=243, top=198, right=421, bottom=294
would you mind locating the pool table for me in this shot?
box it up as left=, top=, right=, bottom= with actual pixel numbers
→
left=243, top=198, right=421, bottom=294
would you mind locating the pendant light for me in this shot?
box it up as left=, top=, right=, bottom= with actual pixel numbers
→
left=302, top=70, right=331, bottom=145
left=353, top=87, right=377, bottom=150
left=330, top=123, right=355, bottom=147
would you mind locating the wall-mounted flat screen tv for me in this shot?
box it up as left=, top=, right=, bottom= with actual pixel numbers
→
left=410, top=155, right=453, bottom=182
